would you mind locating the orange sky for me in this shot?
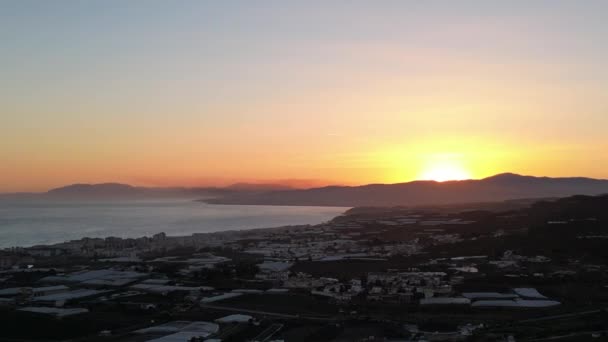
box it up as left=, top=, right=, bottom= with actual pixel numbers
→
left=2, top=2, right=608, bottom=192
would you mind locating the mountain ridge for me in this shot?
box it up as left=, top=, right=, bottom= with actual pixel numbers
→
left=202, top=173, right=608, bottom=207
left=4, top=173, right=608, bottom=205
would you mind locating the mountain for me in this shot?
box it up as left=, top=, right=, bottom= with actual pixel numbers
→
left=203, top=173, right=608, bottom=207
left=42, top=182, right=297, bottom=199
left=48, top=183, right=139, bottom=196
left=45, top=183, right=214, bottom=199
left=224, top=183, right=295, bottom=191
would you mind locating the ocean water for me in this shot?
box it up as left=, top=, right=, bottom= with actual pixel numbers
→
left=0, top=199, right=348, bottom=248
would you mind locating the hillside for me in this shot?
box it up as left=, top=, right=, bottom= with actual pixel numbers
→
left=204, top=173, right=608, bottom=207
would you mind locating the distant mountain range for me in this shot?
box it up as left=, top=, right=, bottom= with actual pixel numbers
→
left=3, top=173, right=608, bottom=206
left=44, top=182, right=299, bottom=199
left=0, top=182, right=297, bottom=200
left=202, top=173, right=608, bottom=207
left=47, top=183, right=142, bottom=196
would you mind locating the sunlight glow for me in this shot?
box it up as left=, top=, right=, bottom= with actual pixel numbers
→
left=419, top=154, right=472, bottom=182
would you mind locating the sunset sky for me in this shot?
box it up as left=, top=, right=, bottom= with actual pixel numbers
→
left=2, top=1, right=608, bottom=192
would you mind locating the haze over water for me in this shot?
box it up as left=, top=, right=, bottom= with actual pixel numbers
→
left=0, top=199, right=348, bottom=249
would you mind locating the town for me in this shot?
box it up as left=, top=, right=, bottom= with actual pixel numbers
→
left=1, top=195, right=607, bottom=341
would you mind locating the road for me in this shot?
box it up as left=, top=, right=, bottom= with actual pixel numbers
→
left=518, top=307, right=607, bottom=324
left=252, top=323, right=284, bottom=342
left=526, top=330, right=607, bottom=341
left=200, top=303, right=339, bottom=322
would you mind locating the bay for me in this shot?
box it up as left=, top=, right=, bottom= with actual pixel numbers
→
left=0, top=199, right=348, bottom=248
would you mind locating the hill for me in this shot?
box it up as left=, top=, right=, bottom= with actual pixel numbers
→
left=47, top=183, right=140, bottom=196
left=42, top=182, right=296, bottom=199
left=203, top=173, right=608, bottom=207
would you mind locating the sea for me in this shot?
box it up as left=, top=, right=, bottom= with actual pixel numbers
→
left=0, top=199, right=348, bottom=249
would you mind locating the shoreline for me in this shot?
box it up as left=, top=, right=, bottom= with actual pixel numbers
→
left=0, top=201, right=349, bottom=250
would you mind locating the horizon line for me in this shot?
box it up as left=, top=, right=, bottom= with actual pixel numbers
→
left=4, top=172, right=608, bottom=195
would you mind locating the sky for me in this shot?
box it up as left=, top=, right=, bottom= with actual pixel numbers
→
left=2, top=1, right=608, bottom=192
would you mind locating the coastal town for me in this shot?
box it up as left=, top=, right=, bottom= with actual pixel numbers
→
left=1, top=195, right=607, bottom=341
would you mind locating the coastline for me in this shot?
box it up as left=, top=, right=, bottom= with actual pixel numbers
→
left=0, top=200, right=349, bottom=249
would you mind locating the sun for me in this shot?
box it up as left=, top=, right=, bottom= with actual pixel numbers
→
left=419, top=155, right=472, bottom=182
